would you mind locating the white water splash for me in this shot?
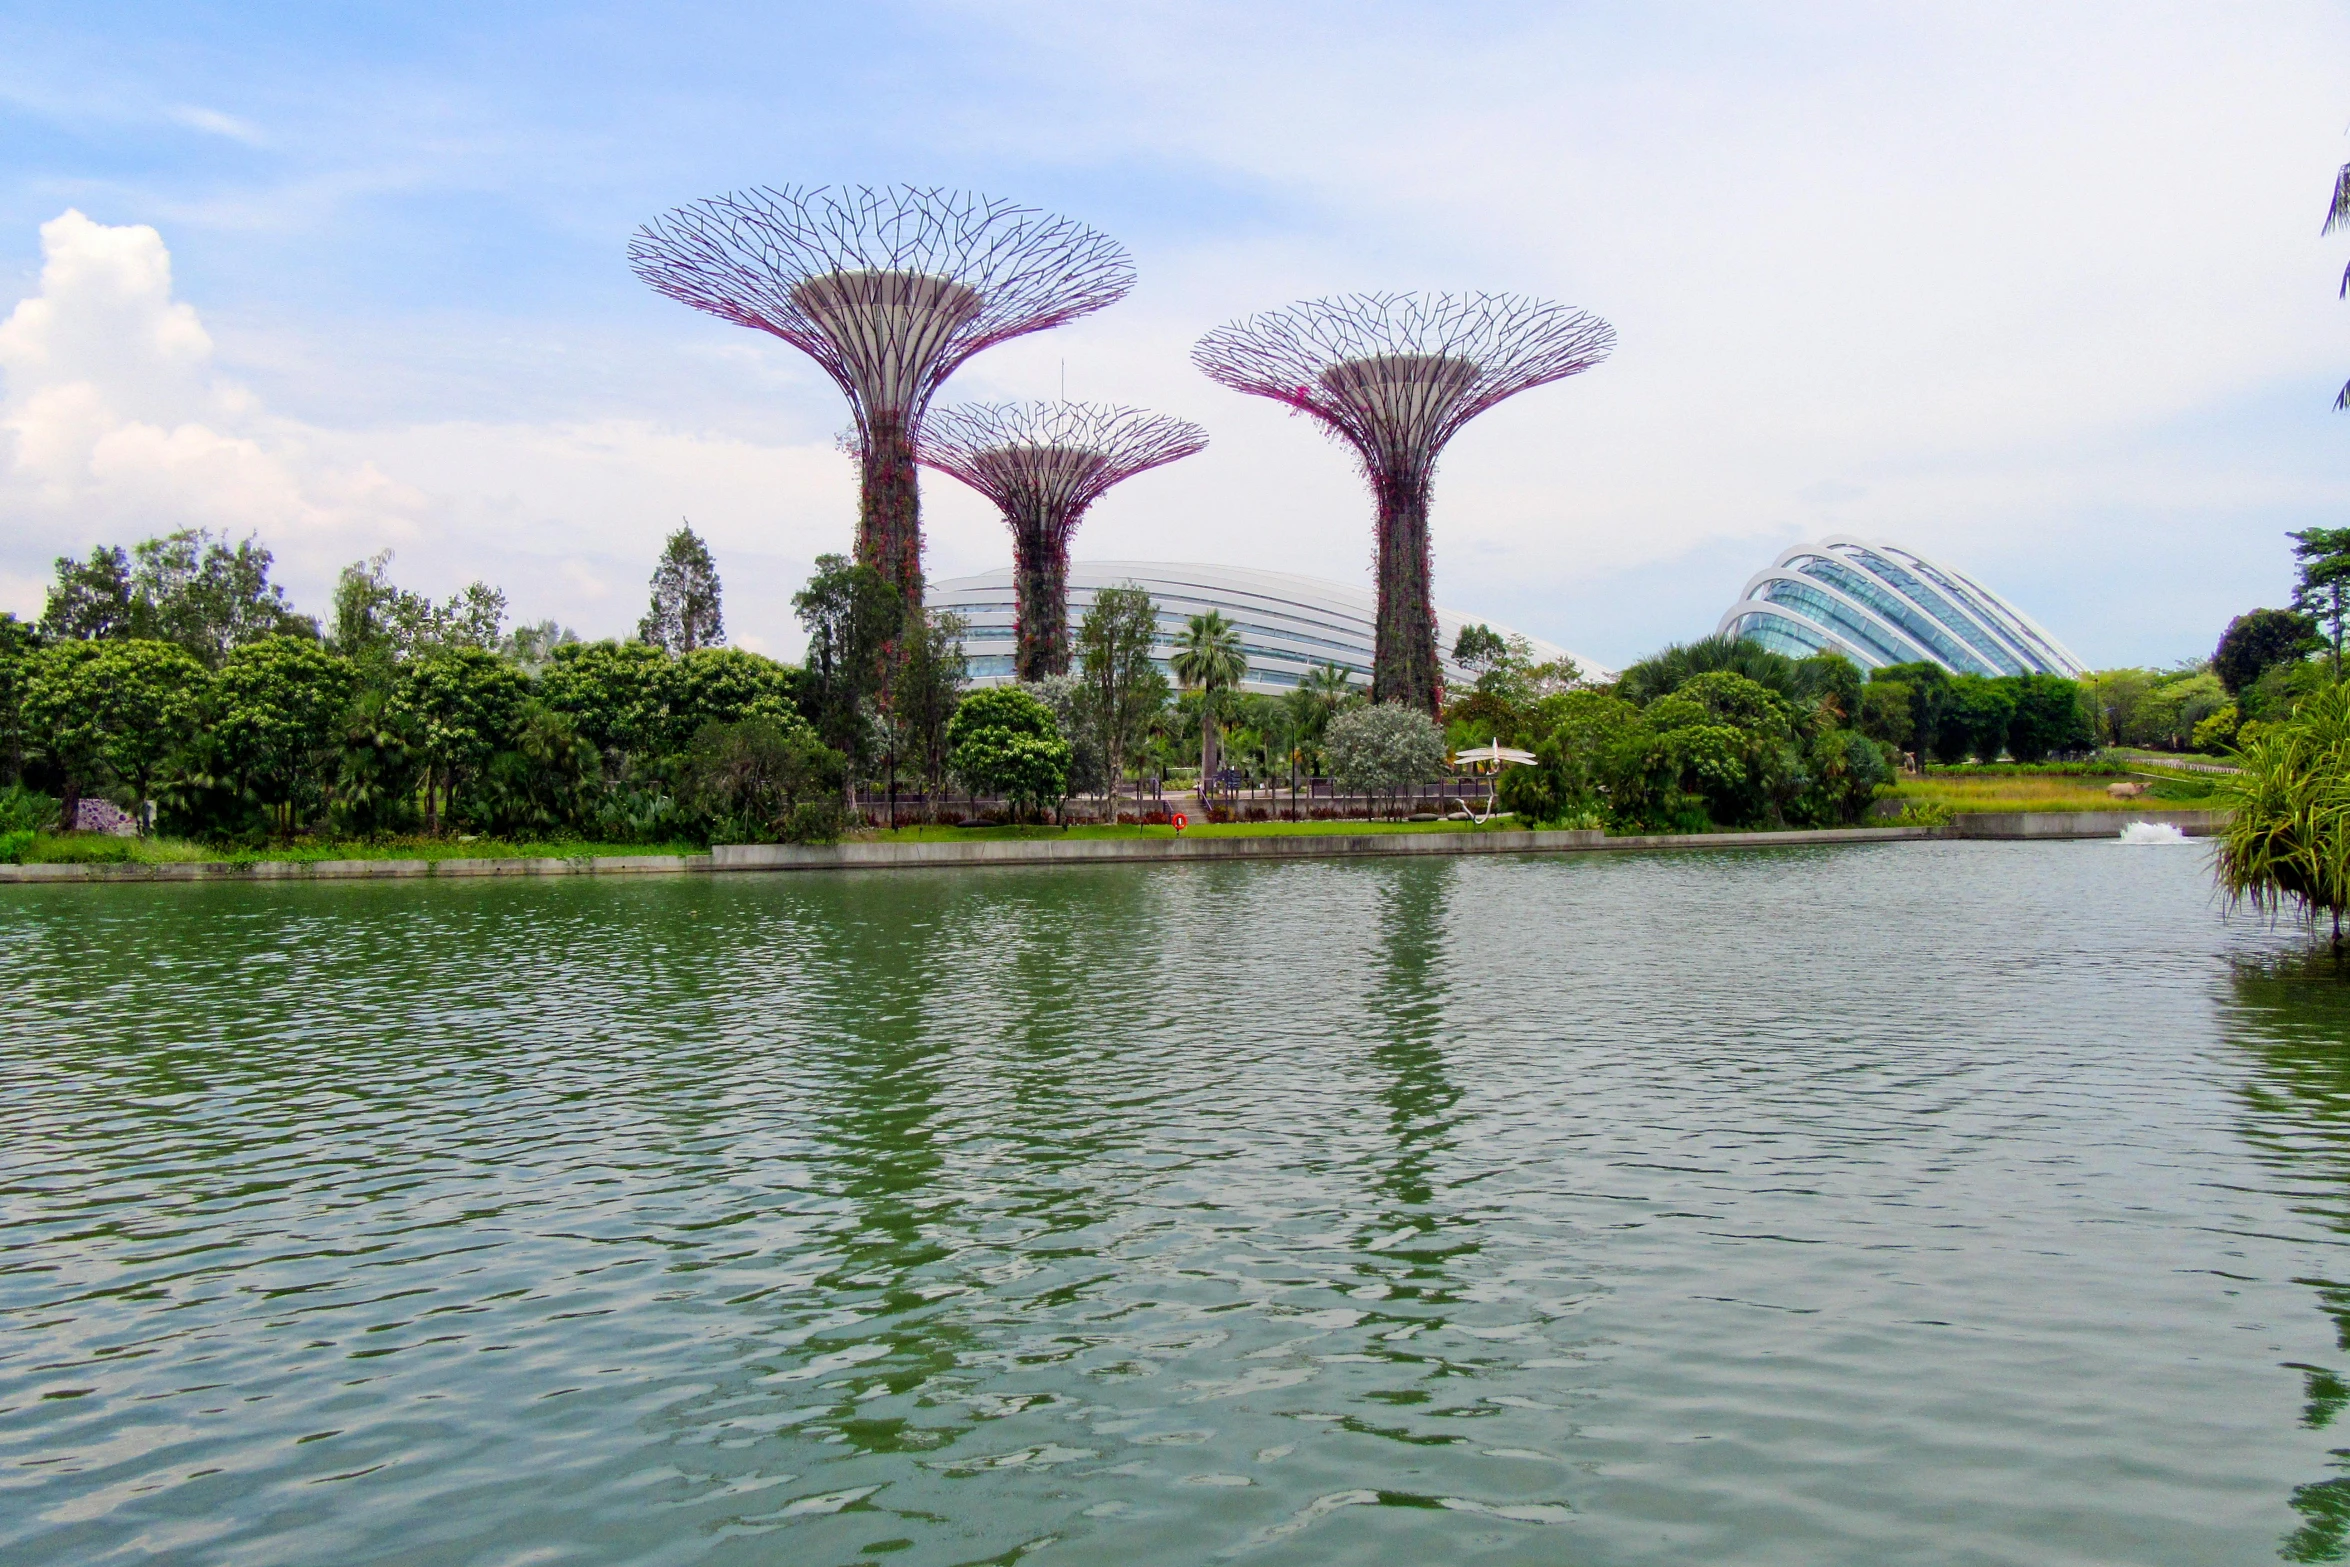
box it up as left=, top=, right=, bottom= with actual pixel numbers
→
left=2119, top=821, right=2190, bottom=845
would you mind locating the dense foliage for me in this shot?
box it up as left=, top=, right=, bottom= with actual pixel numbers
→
left=1324, top=701, right=1449, bottom=805
left=947, top=686, right=1071, bottom=818
left=4, top=534, right=846, bottom=848
left=1499, top=646, right=1899, bottom=832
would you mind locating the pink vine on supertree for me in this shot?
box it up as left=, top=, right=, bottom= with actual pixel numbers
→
left=919, top=401, right=1208, bottom=680
left=1193, top=292, right=1612, bottom=714
left=629, top=186, right=1134, bottom=615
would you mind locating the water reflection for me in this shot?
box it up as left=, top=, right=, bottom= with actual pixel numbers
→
left=2227, top=952, right=2350, bottom=1562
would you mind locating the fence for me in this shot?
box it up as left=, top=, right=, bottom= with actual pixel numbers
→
left=853, top=774, right=1501, bottom=826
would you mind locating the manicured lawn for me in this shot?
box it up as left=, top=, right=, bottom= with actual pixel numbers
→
left=1887, top=771, right=2220, bottom=814
left=13, top=834, right=703, bottom=866
left=861, top=817, right=1526, bottom=842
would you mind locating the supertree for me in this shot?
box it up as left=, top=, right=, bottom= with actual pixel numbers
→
left=1193, top=292, right=1613, bottom=713
left=920, top=401, right=1207, bottom=679
left=629, top=186, right=1134, bottom=614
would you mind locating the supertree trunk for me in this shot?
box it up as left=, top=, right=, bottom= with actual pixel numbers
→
left=1008, top=509, right=1071, bottom=680
left=859, top=412, right=924, bottom=615
left=1372, top=469, right=1442, bottom=714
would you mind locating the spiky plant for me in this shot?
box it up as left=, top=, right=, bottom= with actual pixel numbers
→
left=2213, top=682, right=2350, bottom=944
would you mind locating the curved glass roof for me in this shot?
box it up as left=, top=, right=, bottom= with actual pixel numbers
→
left=1714, top=537, right=2085, bottom=678
left=933, top=561, right=1610, bottom=693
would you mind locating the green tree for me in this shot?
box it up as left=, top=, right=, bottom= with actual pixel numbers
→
left=1939, top=674, right=2017, bottom=763
left=1505, top=689, right=1645, bottom=824
left=21, top=639, right=210, bottom=831
left=1170, top=610, right=1246, bottom=795
left=1021, top=674, right=1105, bottom=797
left=330, top=683, right=419, bottom=837
left=214, top=636, right=358, bottom=831
left=1452, top=623, right=1508, bottom=673
left=130, top=530, right=313, bottom=663
left=2082, top=667, right=2155, bottom=748
left=1858, top=681, right=1915, bottom=750
left=40, top=531, right=313, bottom=663
left=468, top=701, right=602, bottom=837
left=503, top=620, right=579, bottom=673
left=639, top=523, right=725, bottom=653
left=39, top=546, right=139, bottom=641
left=681, top=718, right=844, bottom=844
left=2294, top=527, right=2350, bottom=681
left=331, top=552, right=505, bottom=663
left=888, top=608, right=969, bottom=818
left=947, top=686, right=1071, bottom=819
left=793, top=555, right=901, bottom=805
left=1644, top=671, right=1796, bottom=825
left=397, top=647, right=528, bottom=833
left=655, top=647, right=801, bottom=757
left=2215, top=608, right=2319, bottom=696
left=2004, top=674, right=2094, bottom=763
left=1617, top=634, right=1797, bottom=705
left=1075, top=585, right=1166, bottom=808
left=1325, top=700, right=1447, bottom=817
left=1873, top=662, right=1953, bottom=761
left=539, top=640, right=671, bottom=758
left=0, top=614, right=37, bottom=786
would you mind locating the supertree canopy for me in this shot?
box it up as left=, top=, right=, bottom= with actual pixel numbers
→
left=1193, top=292, right=1613, bottom=713
left=920, top=401, right=1207, bottom=679
left=629, top=186, right=1135, bottom=613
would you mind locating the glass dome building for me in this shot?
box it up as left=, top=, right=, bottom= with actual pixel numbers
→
left=1715, top=536, right=2085, bottom=678
left=932, top=560, right=1609, bottom=694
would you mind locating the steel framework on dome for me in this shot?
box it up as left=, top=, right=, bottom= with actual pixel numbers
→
left=921, top=402, right=1206, bottom=680
left=1192, top=292, right=1612, bottom=713
left=628, top=186, right=1134, bottom=613
left=1715, top=536, right=2087, bottom=679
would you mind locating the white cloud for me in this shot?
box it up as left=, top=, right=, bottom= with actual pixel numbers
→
left=0, top=211, right=853, bottom=651
left=0, top=210, right=434, bottom=611
left=169, top=105, right=266, bottom=145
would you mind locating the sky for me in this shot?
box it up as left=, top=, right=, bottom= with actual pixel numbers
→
left=1, top=1, right=2345, bottom=669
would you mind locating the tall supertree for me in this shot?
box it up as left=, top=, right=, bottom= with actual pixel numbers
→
left=920, top=401, right=1207, bottom=679
left=1193, top=292, right=1613, bottom=713
left=628, top=186, right=1134, bottom=614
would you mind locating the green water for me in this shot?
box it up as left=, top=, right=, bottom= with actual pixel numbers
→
left=6, top=841, right=2350, bottom=1565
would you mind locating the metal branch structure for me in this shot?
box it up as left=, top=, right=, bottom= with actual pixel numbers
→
left=1192, top=292, right=1613, bottom=712
left=920, top=401, right=1207, bottom=679
left=629, top=186, right=1135, bottom=613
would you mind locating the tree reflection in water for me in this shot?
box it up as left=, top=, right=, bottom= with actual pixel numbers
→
left=1359, top=860, right=1475, bottom=1296
left=2227, top=951, right=2350, bottom=1562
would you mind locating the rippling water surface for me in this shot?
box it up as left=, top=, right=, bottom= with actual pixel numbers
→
left=9, top=841, right=2350, bottom=1564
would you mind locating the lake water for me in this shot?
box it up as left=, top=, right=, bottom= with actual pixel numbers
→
left=6, top=841, right=2350, bottom=1565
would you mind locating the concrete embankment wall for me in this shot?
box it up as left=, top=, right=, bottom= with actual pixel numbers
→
left=1951, top=809, right=2222, bottom=838
left=0, top=810, right=2224, bottom=885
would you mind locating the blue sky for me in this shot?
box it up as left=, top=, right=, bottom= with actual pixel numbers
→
left=2, top=1, right=2346, bottom=668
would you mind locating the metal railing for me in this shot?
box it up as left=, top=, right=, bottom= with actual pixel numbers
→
left=852, top=775, right=1501, bottom=825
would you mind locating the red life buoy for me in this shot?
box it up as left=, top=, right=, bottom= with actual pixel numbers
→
left=1172, top=812, right=1188, bottom=832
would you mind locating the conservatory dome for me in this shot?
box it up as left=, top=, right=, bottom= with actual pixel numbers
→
left=932, top=560, right=1609, bottom=695
left=1715, top=537, right=2085, bottom=678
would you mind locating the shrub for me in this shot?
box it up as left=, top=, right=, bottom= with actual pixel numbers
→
left=1325, top=701, right=1447, bottom=813
left=2213, top=683, right=2350, bottom=939
left=681, top=718, right=845, bottom=844
left=0, top=828, right=31, bottom=863
left=0, top=784, right=58, bottom=835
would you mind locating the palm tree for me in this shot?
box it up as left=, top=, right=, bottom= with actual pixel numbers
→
left=1170, top=611, right=1246, bottom=799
